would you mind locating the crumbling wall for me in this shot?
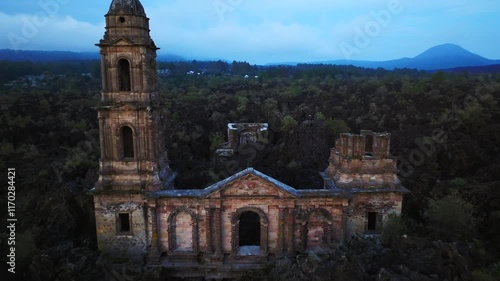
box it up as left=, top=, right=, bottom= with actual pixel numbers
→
left=94, top=193, right=149, bottom=263
left=346, top=193, right=403, bottom=237
left=325, top=131, right=401, bottom=189
left=227, top=123, right=269, bottom=149
left=157, top=201, right=201, bottom=255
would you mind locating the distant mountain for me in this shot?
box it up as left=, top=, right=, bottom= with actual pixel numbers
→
left=271, top=44, right=500, bottom=70
left=0, top=49, right=185, bottom=62
left=2, top=45, right=498, bottom=70
left=402, top=44, right=495, bottom=70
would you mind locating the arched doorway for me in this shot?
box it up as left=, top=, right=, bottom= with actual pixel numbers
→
left=231, top=207, right=268, bottom=256
left=239, top=211, right=260, bottom=247
left=238, top=211, right=261, bottom=255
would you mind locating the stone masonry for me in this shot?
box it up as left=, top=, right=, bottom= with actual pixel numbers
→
left=92, top=0, right=409, bottom=278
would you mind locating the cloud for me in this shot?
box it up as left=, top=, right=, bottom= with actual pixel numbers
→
left=0, top=0, right=498, bottom=63
left=143, top=0, right=397, bottom=63
left=152, top=20, right=334, bottom=64
left=0, top=12, right=103, bottom=51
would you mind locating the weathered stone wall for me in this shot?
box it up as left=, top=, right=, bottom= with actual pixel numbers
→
left=346, top=193, right=404, bottom=237
left=157, top=200, right=201, bottom=254
left=154, top=190, right=346, bottom=260
left=325, top=131, right=402, bottom=189
left=94, top=193, right=148, bottom=262
left=227, top=123, right=269, bottom=149
left=96, top=103, right=169, bottom=192
left=174, top=212, right=194, bottom=250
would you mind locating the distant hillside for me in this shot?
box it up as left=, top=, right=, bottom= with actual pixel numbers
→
left=0, top=49, right=185, bottom=62
left=440, top=64, right=500, bottom=74
left=157, top=53, right=186, bottom=62
left=0, top=50, right=99, bottom=61
left=271, top=44, right=500, bottom=71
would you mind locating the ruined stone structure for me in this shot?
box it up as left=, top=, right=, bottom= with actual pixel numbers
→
left=93, top=1, right=409, bottom=279
left=216, top=123, right=269, bottom=157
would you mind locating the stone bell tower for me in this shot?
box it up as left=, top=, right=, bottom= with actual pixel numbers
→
left=93, top=0, right=173, bottom=262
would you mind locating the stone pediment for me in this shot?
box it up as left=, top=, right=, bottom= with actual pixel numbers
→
left=110, top=38, right=134, bottom=46
left=203, top=168, right=299, bottom=199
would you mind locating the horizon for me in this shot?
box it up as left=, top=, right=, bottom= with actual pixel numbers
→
left=1, top=0, right=499, bottom=65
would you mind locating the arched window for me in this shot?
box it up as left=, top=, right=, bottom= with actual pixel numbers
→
left=365, top=135, right=374, bottom=156
left=121, top=126, right=134, bottom=159
left=239, top=131, right=257, bottom=145
left=118, top=59, right=131, bottom=91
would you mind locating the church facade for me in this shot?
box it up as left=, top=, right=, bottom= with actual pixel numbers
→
left=93, top=0, right=409, bottom=278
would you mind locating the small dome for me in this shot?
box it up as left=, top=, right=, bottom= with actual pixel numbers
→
left=108, top=0, right=146, bottom=16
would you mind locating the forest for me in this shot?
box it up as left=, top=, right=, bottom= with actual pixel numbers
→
left=0, top=59, right=499, bottom=280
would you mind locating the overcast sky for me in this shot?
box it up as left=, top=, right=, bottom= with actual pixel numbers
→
left=1, top=0, right=499, bottom=64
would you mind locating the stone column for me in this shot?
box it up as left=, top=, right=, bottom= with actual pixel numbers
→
left=214, top=208, right=222, bottom=255
left=148, top=204, right=161, bottom=263
left=98, top=115, right=106, bottom=159
left=278, top=208, right=285, bottom=255
left=341, top=203, right=349, bottom=245
left=100, top=52, right=108, bottom=92
left=205, top=208, right=213, bottom=254
left=285, top=208, right=294, bottom=254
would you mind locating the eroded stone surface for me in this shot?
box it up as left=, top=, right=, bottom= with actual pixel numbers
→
left=92, top=1, right=408, bottom=279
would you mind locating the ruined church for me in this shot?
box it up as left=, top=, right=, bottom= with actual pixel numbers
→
left=93, top=0, right=409, bottom=278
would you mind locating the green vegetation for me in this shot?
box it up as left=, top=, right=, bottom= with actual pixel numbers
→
left=382, top=213, right=407, bottom=247
left=425, top=191, right=475, bottom=241
left=0, top=60, right=499, bottom=279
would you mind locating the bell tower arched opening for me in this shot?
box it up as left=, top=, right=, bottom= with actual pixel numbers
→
left=118, top=58, right=131, bottom=91
left=121, top=126, right=134, bottom=159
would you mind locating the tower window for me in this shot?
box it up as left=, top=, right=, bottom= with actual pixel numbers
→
left=365, top=135, right=374, bottom=156
left=119, top=16, right=126, bottom=23
left=118, top=59, right=131, bottom=91
left=121, top=126, right=134, bottom=159
left=118, top=213, right=131, bottom=233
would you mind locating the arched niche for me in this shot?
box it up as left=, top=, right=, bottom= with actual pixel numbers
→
left=301, top=208, right=333, bottom=251
left=167, top=208, right=199, bottom=253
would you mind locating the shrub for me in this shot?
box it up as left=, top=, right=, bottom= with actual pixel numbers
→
left=281, top=115, right=298, bottom=132
left=449, top=177, right=467, bottom=187
left=382, top=213, right=406, bottom=247
left=472, top=270, right=496, bottom=281
left=425, top=191, right=475, bottom=241
left=324, top=118, right=350, bottom=137
left=209, top=132, right=225, bottom=152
